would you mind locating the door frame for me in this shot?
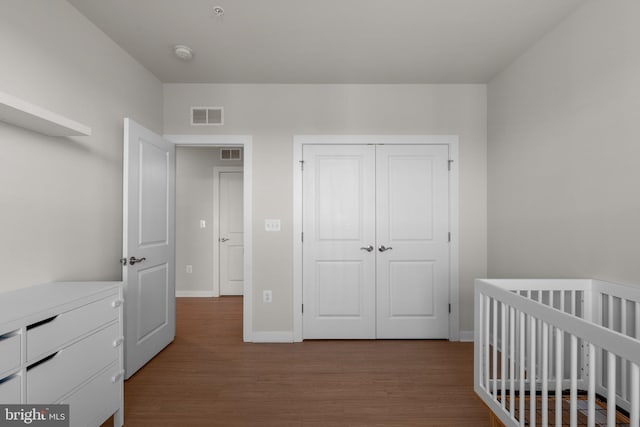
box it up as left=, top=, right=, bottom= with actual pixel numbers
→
left=213, top=166, right=244, bottom=297
left=165, top=134, right=253, bottom=342
left=292, top=135, right=460, bottom=342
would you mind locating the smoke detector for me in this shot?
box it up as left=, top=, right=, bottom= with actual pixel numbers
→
left=213, top=6, right=224, bottom=16
left=173, top=45, right=193, bottom=61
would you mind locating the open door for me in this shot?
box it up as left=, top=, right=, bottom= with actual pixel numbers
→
left=122, top=118, right=175, bottom=378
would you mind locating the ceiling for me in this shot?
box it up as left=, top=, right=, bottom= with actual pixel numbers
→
left=67, top=0, right=585, bottom=84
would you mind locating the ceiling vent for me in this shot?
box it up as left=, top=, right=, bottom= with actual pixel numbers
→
left=220, top=148, right=242, bottom=161
left=191, top=107, right=223, bottom=126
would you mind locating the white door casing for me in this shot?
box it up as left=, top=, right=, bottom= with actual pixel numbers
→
left=294, top=136, right=458, bottom=340
left=375, top=145, right=450, bottom=338
left=302, top=145, right=376, bottom=338
left=123, top=118, right=175, bottom=378
left=166, top=134, right=254, bottom=342
left=217, top=170, right=244, bottom=296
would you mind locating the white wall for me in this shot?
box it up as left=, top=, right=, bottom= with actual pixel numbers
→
left=488, top=1, right=640, bottom=283
left=164, top=84, right=487, bottom=333
left=176, top=147, right=242, bottom=294
left=0, top=0, right=162, bottom=291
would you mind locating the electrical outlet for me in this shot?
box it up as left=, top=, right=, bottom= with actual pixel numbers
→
left=186, top=265, right=193, bottom=274
left=263, top=290, right=272, bottom=303
left=200, top=219, right=206, bottom=229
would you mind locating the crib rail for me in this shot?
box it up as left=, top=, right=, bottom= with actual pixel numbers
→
left=474, top=279, right=640, bottom=427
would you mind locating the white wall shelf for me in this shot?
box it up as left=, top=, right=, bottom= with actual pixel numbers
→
left=0, top=91, right=91, bottom=136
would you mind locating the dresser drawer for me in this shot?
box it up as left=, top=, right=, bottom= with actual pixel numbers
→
left=0, top=374, right=21, bottom=403
left=0, top=332, right=21, bottom=376
left=26, top=322, right=120, bottom=403
left=61, top=362, right=122, bottom=427
left=27, top=293, right=119, bottom=362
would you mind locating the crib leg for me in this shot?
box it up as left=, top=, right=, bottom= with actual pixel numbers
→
left=488, top=409, right=506, bottom=427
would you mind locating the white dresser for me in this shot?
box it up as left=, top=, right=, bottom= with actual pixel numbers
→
left=0, top=281, right=124, bottom=427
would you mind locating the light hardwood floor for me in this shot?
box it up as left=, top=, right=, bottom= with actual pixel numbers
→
left=105, top=297, right=489, bottom=426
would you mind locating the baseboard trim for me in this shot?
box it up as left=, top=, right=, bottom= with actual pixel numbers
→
left=250, top=331, right=294, bottom=343
left=176, top=291, right=216, bottom=298
left=459, top=330, right=474, bottom=342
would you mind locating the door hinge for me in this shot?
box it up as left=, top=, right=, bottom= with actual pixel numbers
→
left=299, top=160, right=305, bottom=171
left=448, top=232, right=451, bottom=242
left=448, top=160, right=453, bottom=171
left=449, top=304, right=451, bottom=313
left=301, top=232, right=304, bottom=242
left=302, top=304, right=304, bottom=313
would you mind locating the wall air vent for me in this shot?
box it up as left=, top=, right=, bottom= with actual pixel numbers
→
left=191, top=107, right=223, bottom=126
left=220, top=148, right=242, bottom=161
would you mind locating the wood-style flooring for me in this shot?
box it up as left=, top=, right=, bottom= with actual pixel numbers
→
left=105, top=297, right=489, bottom=426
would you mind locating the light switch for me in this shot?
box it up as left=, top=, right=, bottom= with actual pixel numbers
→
left=265, top=219, right=281, bottom=232
left=200, top=220, right=206, bottom=229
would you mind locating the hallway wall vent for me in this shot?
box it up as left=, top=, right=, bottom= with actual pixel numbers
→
left=191, top=107, right=223, bottom=125
left=220, top=148, right=242, bottom=160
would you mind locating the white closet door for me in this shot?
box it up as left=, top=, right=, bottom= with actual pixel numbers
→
left=375, top=145, right=450, bottom=338
left=302, top=145, right=376, bottom=339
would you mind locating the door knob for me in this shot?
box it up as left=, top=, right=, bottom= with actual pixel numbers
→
left=219, top=237, right=230, bottom=242
left=360, top=245, right=374, bottom=252
left=378, top=245, right=393, bottom=252
left=129, top=256, right=146, bottom=265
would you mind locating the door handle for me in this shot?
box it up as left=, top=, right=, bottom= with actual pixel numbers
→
left=378, top=245, right=393, bottom=252
left=129, top=256, right=146, bottom=265
left=360, top=245, right=374, bottom=252
left=219, top=237, right=230, bottom=242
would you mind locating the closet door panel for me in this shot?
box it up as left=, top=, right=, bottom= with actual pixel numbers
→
left=376, top=145, right=450, bottom=339
left=302, top=145, right=376, bottom=339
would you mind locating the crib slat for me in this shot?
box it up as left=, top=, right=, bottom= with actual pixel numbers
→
left=520, top=311, right=526, bottom=426
left=634, top=301, right=640, bottom=427
left=493, top=298, right=498, bottom=399
left=588, top=343, right=595, bottom=427
left=570, top=334, right=578, bottom=427
left=501, top=302, right=507, bottom=408
left=607, top=351, right=616, bottom=427
left=542, top=321, right=549, bottom=427
left=530, top=316, right=537, bottom=427
left=608, top=293, right=614, bottom=330
left=485, top=295, right=490, bottom=391
left=478, top=293, right=484, bottom=390
left=536, top=292, right=542, bottom=380
left=555, top=327, right=563, bottom=427
left=621, top=299, right=628, bottom=401
left=631, top=362, right=639, bottom=427
left=509, top=306, right=516, bottom=417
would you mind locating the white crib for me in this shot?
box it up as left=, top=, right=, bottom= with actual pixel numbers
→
left=474, top=279, right=640, bottom=427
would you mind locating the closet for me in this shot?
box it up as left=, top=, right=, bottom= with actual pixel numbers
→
left=302, top=144, right=450, bottom=339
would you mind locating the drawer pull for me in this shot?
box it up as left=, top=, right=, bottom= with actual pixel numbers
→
left=26, top=316, right=58, bottom=330
left=112, top=336, right=124, bottom=347
left=111, top=299, right=124, bottom=308
left=27, top=352, right=59, bottom=371
left=111, top=370, right=125, bottom=383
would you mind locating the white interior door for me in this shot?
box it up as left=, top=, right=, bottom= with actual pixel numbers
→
left=123, top=118, right=175, bottom=379
left=302, top=145, right=376, bottom=339
left=375, top=145, right=450, bottom=338
left=218, top=171, right=244, bottom=295
left=302, top=144, right=450, bottom=339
